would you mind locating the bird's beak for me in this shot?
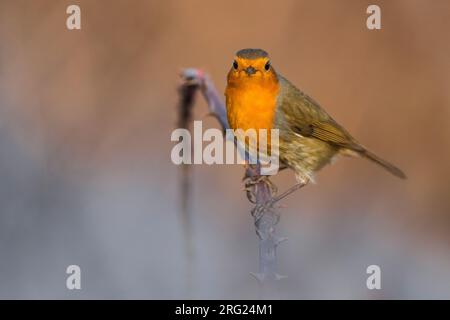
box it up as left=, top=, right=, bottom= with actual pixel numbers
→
left=245, top=66, right=257, bottom=75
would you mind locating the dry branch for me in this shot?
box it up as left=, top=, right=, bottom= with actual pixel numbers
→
left=177, top=68, right=287, bottom=296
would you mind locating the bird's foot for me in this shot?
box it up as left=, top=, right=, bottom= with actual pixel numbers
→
left=251, top=199, right=275, bottom=222
left=243, top=175, right=278, bottom=202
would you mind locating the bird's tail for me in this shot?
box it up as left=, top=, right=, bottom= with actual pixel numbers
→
left=361, top=149, right=406, bottom=179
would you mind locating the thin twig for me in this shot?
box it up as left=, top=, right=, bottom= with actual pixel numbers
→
left=178, top=68, right=286, bottom=297
left=176, top=73, right=198, bottom=297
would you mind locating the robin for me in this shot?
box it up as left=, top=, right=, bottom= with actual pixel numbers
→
left=225, top=48, right=405, bottom=193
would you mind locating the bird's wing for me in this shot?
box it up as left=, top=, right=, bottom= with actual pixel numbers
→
left=277, top=76, right=364, bottom=152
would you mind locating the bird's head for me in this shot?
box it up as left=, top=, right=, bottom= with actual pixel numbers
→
left=227, top=48, right=277, bottom=84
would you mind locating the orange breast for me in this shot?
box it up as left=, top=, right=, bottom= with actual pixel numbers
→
left=226, top=79, right=279, bottom=156
left=225, top=80, right=279, bottom=134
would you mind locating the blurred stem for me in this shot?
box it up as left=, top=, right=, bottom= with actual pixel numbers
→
left=176, top=76, right=197, bottom=297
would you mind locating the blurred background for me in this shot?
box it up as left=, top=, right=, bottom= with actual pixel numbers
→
left=0, top=0, right=449, bottom=299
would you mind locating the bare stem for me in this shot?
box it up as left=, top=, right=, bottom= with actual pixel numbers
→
left=178, top=68, right=286, bottom=297
left=176, top=73, right=198, bottom=297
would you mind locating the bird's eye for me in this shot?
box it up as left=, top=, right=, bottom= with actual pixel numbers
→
left=233, top=60, right=238, bottom=70
left=264, top=61, right=271, bottom=71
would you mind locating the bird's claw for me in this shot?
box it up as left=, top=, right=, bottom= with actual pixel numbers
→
left=251, top=200, right=275, bottom=222
left=243, top=175, right=278, bottom=202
